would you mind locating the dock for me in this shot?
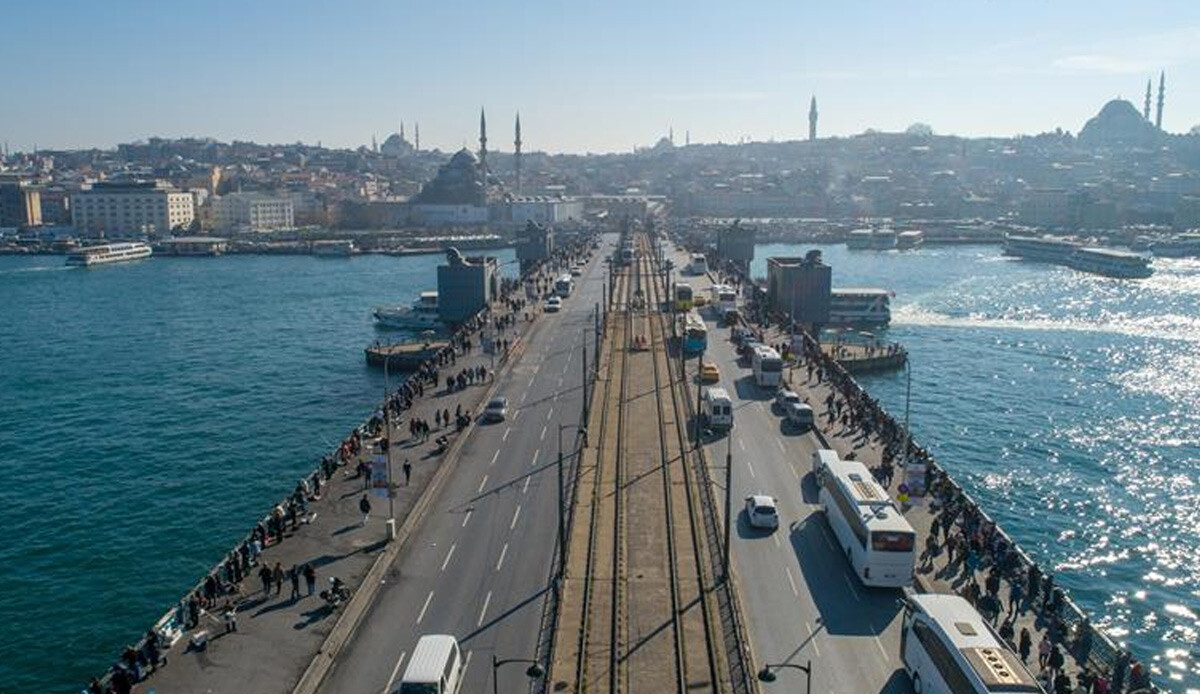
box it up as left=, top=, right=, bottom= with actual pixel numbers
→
left=364, top=340, right=448, bottom=370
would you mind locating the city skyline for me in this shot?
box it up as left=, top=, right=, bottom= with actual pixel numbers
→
left=3, top=1, right=1200, bottom=154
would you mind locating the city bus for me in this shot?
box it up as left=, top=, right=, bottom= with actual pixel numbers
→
left=687, top=253, right=708, bottom=276
left=620, top=246, right=635, bottom=266
left=711, top=284, right=737, bottom=314
left=750, top=345, right=783, bottom=388
left=814, top=456, right=916, bottom=587
left=674, top=283, right=693, bottom=311
left=682, top=309, right=708, bottom=354
left=901, top=593, right=1044, bottom=694
left=555, top=274, right=574, bottom=297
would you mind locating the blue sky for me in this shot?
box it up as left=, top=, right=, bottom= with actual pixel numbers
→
left=3, top=0, right=1199, bottom=153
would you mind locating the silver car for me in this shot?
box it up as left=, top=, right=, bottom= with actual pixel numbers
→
left=484, top=397, right=508, bottom=422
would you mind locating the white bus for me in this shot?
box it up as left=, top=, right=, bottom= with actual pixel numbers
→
left=751, top=346, right=783, bottom=389
left=687, top=253, right=708, bottom=275
left=814, top=456, right=916, bottom=587
left=555, top=274, right=574, bottom=297
left=901, top=593, right=1044, bottom=694
left=711, top=284, right=738, bottom=314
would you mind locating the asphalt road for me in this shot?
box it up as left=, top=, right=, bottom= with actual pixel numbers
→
left=319, top=235, right=616, bottom=694
left=668, top=246, right=915, bottom=694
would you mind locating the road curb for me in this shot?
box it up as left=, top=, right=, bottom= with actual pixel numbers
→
left=291, top=336, right=531, bottom=694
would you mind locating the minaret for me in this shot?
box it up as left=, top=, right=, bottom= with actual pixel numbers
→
left=1144, top=79, right=1152, bottom=120
left=415, top=123, right=420, bottom=152
left=479, top=107, right=488, bottom=172
left=685, top=130, right=690, bottom=146
left=371, top=134, right=378, bottom=153
left=1155, top=71, right=1165, bottom=130
left=514, top=112, right=523, bottom=195
left=400, top=121, right=406, bottom=143
left=808, top=95, right=818, bottom=141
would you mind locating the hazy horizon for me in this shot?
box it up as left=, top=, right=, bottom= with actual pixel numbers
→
left=3, top=0, right=1199, bottom=154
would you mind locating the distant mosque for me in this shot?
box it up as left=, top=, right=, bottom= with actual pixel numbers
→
left=1078, top=72, right=1168, bottom=148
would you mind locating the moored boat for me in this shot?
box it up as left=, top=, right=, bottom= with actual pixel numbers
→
left=373, top=291, right=443, bottom=330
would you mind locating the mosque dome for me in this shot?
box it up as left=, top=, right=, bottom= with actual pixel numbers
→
left=412, top=147, right=486, bottom=205
left=380, top=133, right=413, bottom=157
left=1078, top=98, right=1162, bottom=148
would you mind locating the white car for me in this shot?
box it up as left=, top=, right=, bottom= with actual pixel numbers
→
left=570, top=267, right=583, bottom=277
left=774, top=389, right=802, bottom=411
left=745, top=494, right=779, bottom=530
left=544, top=297, right=562, bottom=312
left=484, top=397, right=508, bottom=422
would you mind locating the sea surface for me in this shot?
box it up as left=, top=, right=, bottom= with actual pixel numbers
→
left=752, top=244, right=1199, bottom=692
left=0, top=250, right=515, bottom=693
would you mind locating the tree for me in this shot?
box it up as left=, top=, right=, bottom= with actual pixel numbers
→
left=906, top=123, right=934, bottom=137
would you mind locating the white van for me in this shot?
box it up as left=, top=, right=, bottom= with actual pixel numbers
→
left=702, top=387, right=734, bottom=430
left=811, top=449, right=840, bottom=482
left=785, top=402, right=814, bottom=430
left=398, top=634, right=463, bottom=694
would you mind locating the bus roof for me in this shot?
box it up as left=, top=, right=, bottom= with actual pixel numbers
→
left=825, top=458, right=913, bottom=533
left=753, top=345, right=781, bottom=359
left=909, top=594, right=1041, bottom=691
left=403, top=634, right=458, bottom=683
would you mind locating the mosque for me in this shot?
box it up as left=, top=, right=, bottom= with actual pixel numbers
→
left=1078, top=72, right=1168, bottom=148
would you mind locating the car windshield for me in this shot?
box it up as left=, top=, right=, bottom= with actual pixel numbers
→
left=756, top=505, right=777, bottom=515
left=489, top=399, right=506, bottom=408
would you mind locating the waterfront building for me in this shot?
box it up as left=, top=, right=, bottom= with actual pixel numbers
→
left=715, top=219, right=756, bottom=271
left=0, top=176, right=42, bottom=228
left=157, top=236, right=228, bottom=256
left=515, top=220, right=554, bottom=273
left=71, top=180, right=194, bottom=237
left=210, top=192, right=294, bottom=232
left=508, top=196, right=584, bottom=225
left=436, top=247, right=499, bottom=324
left=766, top=253, right=832, bottom=324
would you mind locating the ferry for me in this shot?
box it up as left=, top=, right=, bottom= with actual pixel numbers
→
left=1151, top=233, right=1200, bottom=258
left=65, top=242, right=153, bottom=267
left=870, top=228, right=897, bottom=249
left=846, top=228, right=897, bottom=250
left=1002, top=234, right=1079, bottom=263
left=1069, top=247, right=1153, bottom=279
left=829, top=288, right=892, bottom=326
left=846, top=229, right=875, bottom=249
left=373, top=291, right=443, bottom=330
left=896, top=230, right=925, bottom=249
left=313, top=240, right=357, bottom=257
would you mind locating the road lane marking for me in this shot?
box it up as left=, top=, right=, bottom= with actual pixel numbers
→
left=773, top=533, right=781, bottom=548
left=557, top=377, right=563, bottom=387
left=738, top=438, right=746, bottom=452
left=416, top=590, right=434, bottom=624
left=510, top=504, right=522, bottom=529
left=531, top=449, right=540, bottom=467
left=384, top=651, right=408, bottom=694
left=775, top=440, right=786, bottom=453
left=461, top=651, right=473, bottom=683
left=512, top=409, right=521, bottom=421
left=785, top=567, right=799, bottom=596
left=496, top=542, right=509, bottom=571
left=746, top=460, right=757, bottom=478
left=440, top=544, right=457, bottom=572
left=478, top=475, right=488, bottom=493
left=522, top=476, right=531, bottom=494
left=541, top=425, right=548, bottom=441
left=462, top=509, right=473, bottom=527
left=477, top=591, right=492, bottom=626
left=807, top=621, right=821, bottom=656
left=490, top=450, right=500, bottom=467
left=521, top=391, right=529, bottom=404
left=528, top=377, right=535, bottom=388
left=873, top=630, right=889, bottom=660
left=562, top=363, right=570, bottom=374
left=547, top=407, right=554, bottom=421
left=502, top=427, right=511, bottom=441
left=790, top=462, right=800, bottom=479
left=844, top=574, right=861, bottom=601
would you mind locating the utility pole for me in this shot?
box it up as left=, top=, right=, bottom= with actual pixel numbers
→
left=382, top=357, right=396, bottom=540
left=695, top=349, right=704, bottom=447
left=724, top=431, right=733, bottom=580
left=582, top=332, right=589, bottom=420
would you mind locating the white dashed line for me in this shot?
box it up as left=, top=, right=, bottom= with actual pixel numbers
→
left=510, top=504, right=522, bottom=529
left=477, top=475, right=488, bottom=493
left=541, top=425, right=547, bottom=441
left=746, top=460, right=757, bottom=478
left=440, top=544, right=456, bottom=572
left=461, top=651, right=473, bottom=681
left=531, top=450, right=540, bottom=467
left=522, top=476, right=531, bottom=494
left=416, top=590, right=434, bottom=624
left=547, top=407, right=554, bottom=421
left=496, top=543, right=509, bottom=571
left=462, top=509, right=473, bottom=527
left=785, top=567, right=799, bottom=596
left=844, top=574, right=861, bottom=601
left=502, top=427, right=511, bottom=441
left=384, top=651, right=408, bottom=694
left=738, top=438, right=746, bottom=452
left=775, top=440, right=786, bottom=453
left=773, top=533, right=781, bottom=548
left=557, top=377, right=563, bottom=387
left=490, top=450, right=500, bottom=467
left=807, top=621, right=821, bottom=657
left=477, top=591, right=492, bottom=626
left=873, top=631, right=889, bottom=660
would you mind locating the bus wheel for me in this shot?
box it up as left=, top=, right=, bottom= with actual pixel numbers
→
left=912, top=674, right=922, bottom=694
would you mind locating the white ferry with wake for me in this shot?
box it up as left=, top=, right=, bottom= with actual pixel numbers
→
left=65, top=242, right=153, bottom=267
left=1069, top=247, right=1153, bottom=279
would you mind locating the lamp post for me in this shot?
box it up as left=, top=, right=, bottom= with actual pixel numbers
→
left=758, top=661, right=813, bottom=694
left=382, top=356, right=396, bottom=540
left=723, top=427, right=733, bottom=581
left=557, top=423, right=587, bottom=579
left=491, top=655, right=544, bottom=694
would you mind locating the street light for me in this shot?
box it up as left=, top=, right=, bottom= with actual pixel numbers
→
left=491, top=655, right=545, bottom=694
left=557, top=423, right=587, bottom=579
left=381, top=356, right=397, bottom=541
left=758, top=661, right=813, bottom=694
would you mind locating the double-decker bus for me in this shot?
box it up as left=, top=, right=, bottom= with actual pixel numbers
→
left=674, top=283, right=693, bottom=311
left=750, top=345, right=783, bottom=388
left=681, top=309, right=707, bottom=354
left=901, top=593, right=1044, bottom=694
left=555, top=274, right=574, bottom=297
left=813, top=456, right=916, bottom=587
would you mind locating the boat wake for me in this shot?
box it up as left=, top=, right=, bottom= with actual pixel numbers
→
left=892, top=303, right=1200, bottom=344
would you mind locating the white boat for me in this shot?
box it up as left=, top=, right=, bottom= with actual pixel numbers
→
left=870, top=228, right=897, bottom=249
left=373, top=291, right=442, bottom=329
left=1069, top=247, right=1153, bottom=279
left=846, top=229, right=874, bottom=249
left=1151, top=233, right=1200, bottom=258
left=313, top=240, right=357, bottom=257
left=1002, top=234, right=1079, bottom=263
left=896, top=230, right=925, bottom=249
left=65, top=242, right=153, bottom=267
left=845, top=228, right=897, bottom=250
left=829, top=288, right=892, bottom=325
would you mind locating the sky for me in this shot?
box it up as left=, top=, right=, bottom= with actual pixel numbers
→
left=2, top=0, right=1200, bottom=154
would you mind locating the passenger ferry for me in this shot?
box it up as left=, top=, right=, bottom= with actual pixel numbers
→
left=373, top=291, right=442, bottom=330
left=846, top=229, right=875, bottom=249
left=1069, top=247, right=1153, bottom=279
left=1151, top=232, right=1200, bottom=258
left=65, top=242, right=153, bottom=267
left=829, top=288, right=892, bottom=326
left=1002, top=235, right=1079, bottom=263
left=896, top=230, right=925, bottom=249
left=846, top=228, right=897, bottom=250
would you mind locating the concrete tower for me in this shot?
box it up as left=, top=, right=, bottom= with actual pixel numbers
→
left=514, top=112, right=523, bottom=195
left=808, top=95, right=818, bottom=141
left=1156, top=71, right=1165, bottom=130
left=479, top=107, right=488, bottom=171
left=1144, top=79, right=1152, bottom=120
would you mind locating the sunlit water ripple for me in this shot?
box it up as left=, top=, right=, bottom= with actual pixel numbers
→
left=752, top=244, right=1200, bottom=691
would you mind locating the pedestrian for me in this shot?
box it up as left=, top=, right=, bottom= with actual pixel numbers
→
left=304, top=562, right=316, bottom=596
left=1008, top=576, right=1025, bottom=615
left=359, top=493, right=372, bottom=527
left=259, top=564, right=273, bottom=595
left=187, top=593, right=201, bottom=628
left=1038, top=633, right=1052, bottom=669
left=272, top=562, right=284, bottom=595
left=143, top=629, right=164, bottom=672
left=403, top=459, right=412, bottom=485
left=223, top=601, right=238, bottom=633
left=1048, top=644, right=1065, bottom=677
left=1018, top=627, right=1032, bottom=663
left=289, top=564, right=301, bottom=600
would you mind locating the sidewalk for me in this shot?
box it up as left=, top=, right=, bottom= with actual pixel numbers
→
left=132, top=301, right=538, bottom=694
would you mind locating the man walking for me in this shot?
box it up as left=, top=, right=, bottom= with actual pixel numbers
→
left=289, top=564, right=301, bottom=600
left=258, top=564, right=273, bottom=596
left=272, top=562, right=284, bottom=595
left=359, top=493, right=372, bottom=527
left=403, top=460, right=412, bottom=486
left=304, top=563, right=316, bottom=596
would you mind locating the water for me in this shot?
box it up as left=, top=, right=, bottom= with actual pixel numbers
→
left=0, top=250, right=515, bottom=693
left=753, top=244, right=1200, bottom=691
